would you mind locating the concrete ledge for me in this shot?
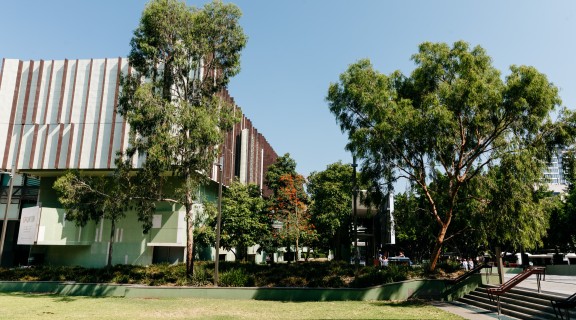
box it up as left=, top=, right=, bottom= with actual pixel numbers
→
left=0, top=276, right=486, bottom=301
left=0, top=281, right=127, bottom=296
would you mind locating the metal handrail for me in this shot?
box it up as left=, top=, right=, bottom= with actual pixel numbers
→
left=486, top=266, right=546, bottom=316
left=551, top=291, right=576, bottom=320
left=444, top=263, right=492, bottom=285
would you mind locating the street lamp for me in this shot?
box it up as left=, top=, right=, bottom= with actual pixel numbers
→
left=351, top=156, right=359, bottom=268
left=214, top=156, right=223, bottom=286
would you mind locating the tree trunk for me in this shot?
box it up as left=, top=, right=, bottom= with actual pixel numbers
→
left=496, top=246, right=504, bottom=284
left=295, top=235, right=299, bottom=262
left=334, top=229, right=341, bottom=261
left=428, top=223, right=448, bottom=271
left=236, top=245, right=246, bottom=261
left=107, top=219, right=116, bottom=268
left=185, top=188, right=195, bottom=277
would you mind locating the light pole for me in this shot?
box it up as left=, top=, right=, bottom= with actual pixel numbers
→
left=214, top=156, right=223, bottom=286
left=0, top=166, right=15, bottom=266
left=352, top=156, right=359, bottom=268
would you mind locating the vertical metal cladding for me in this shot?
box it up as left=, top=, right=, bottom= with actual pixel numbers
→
left=76, top=59, right=93, bottom=168
left=211, top=89, right=278, bottom=192
left=0, top=58, right=278, bottom=188
left=0, top=58, right=5, bottom=91
left=2, top=60, right=23, bottom=169
left=107, top=57, right=122, bottom=169
left=14, top=61, right=35, bottom=168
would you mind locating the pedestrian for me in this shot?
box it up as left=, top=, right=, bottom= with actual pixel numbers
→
left=461, top=259, right=468, bottom=271
left=468, top=258, right=474, bottom=270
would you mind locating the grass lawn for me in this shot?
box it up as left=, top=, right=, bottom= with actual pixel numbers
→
left=0, top=293, right=464, bottom=319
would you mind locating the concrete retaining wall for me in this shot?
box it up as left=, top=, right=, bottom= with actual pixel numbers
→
left=0, top=275, right=488, bottom=302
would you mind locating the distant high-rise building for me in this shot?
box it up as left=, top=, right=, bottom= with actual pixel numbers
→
left=543, top=149, right=568, bottom=194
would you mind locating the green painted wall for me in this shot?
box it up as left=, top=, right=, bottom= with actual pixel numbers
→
left=32, top=176, right=218, bottom=268
left=0, top=276, right=485, bottom=301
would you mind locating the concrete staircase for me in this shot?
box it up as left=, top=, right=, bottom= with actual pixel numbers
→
left=458, top=285, right=576, bottom=319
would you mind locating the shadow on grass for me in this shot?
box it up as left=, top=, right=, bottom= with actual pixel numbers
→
left=54, top=295, right=77, bottom=302
left=1, top=292, right=109, bottom=303
left=369, top=300, right=428, bottom=308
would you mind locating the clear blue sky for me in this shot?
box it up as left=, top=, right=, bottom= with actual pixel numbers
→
left=2, top=1, right=575, bottom=188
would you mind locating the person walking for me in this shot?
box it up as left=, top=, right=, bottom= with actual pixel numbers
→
left=468, top=258, right=474, bottom=270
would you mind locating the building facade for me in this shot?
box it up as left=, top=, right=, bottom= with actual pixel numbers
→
left=543, top=149, right=568, bottom=195
left=0, top=58, right=278, bottom=267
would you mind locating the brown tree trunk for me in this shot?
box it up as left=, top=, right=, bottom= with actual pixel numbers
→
left=428, top=223, right=448, bottom=271
left=107, top=219, right=116, bottom=268
left=296, top=235, right=299, bottom=262
left=185, top=188, right=195, bottom=277
left=496, top=246, right=504, bottom=284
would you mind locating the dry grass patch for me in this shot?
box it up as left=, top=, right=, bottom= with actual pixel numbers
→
left=0, top=293, right=464, bottom=319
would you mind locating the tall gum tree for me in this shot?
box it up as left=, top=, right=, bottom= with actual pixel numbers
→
left=118, top=0, right=246, bottom=276
left=307, top=161, right=353, bottom=261
left=327, top=41, right=562, bottom=270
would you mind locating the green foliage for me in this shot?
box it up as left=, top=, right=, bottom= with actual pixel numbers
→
left=544, top=149, right=576, bottom=251
left=393, top=192, right=437, bottom=262
left=54, top=171, right=128, bottom=227
left=269, top=173, right=315, bottom=259
left=0, top=261, right=419, bottom=288
left=327, top=41, right=563, bottom=270
left=193, top=200, right=217, bottom=255
left=220, top=181, right=269, bottom=259
left=350, top=265, right=409, bottom=288
left=189, top=263, right=212, bottom=286
left=307, top=161, right=353, bottom=261
left=262, top=154, right=312, bottom=255
left=219, top=268, right=253, bottom=287
left=436, top=260, right=462, bottom=274
left=265, top=153, right=298, bottom=194
left=53, top=169, right=133, bottom=266
left=479, top=151, right=554, bottom=252
left=117, top=0, right=247, bottom=276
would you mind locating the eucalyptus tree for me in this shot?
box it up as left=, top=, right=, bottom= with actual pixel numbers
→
left=327, top=41, right=562, bottom=270
left=118, top=0, right=246, bottom=276
left=55, top=0, right=246, bottom=276
left=477, top=151, right=555, bottom=254
left=307, top=161, right=353, bottom=261
left=53, top=162, right=131, bottom=267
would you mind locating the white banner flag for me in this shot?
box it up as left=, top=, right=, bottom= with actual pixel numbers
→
left=17, top=206, right=41, bottom=245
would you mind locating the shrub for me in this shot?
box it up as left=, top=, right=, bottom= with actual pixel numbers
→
left=190, top=264, right=212, bottom=286
left=322, top=275, right=345, bottom=287
left=350, top=265, right=410, bottom=288
left=112, top=273, right=130, bottom=284
left=436, top=259, right=461, bottom=273
left=0, top=260, right=422, bottom=288
left=279, top=276, right=307, bottom=287
left=219, top=268, right=252, bottom=287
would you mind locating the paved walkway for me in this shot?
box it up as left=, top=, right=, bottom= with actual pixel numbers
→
left=431, top=272, right=576, bottom=319
left=506, top=273, right=576, bottom=296
left=432, top=300, right=516, bottom=320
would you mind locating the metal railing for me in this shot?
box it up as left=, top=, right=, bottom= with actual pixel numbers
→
left=487, top=266, right=546, bottom=316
